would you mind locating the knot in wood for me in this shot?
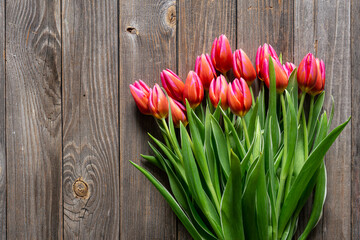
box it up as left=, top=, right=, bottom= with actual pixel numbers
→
left=73, top=178, right=89, bottom=198
left=166, top=5, right=176, bottom=27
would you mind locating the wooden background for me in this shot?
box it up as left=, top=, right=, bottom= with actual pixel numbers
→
left=0, top=0, right=358, bottom=239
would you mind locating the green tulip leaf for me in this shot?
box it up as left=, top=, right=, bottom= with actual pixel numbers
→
left=141, top=154, right=164, bottom=170
left=180, top=123, right=223, bottom=239
left=278, top=117, right=351, bottom=235
left=220, top=150, right=245, bottom=240
left=130, top=161, right=203, bottom=240
left=211, top=116, right=230, bottom=179
left=242, top=154, right=263, bottom=240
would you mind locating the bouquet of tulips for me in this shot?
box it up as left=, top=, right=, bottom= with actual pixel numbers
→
left=129, top=35, right=350, bottom=240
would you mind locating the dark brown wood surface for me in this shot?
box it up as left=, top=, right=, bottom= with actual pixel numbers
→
left=351, top=0, right=360, bottom=238
left=62, top=0, right=120, bottom=239
left=119, top=0, right=177, bottom=239
left=6, top=0, right=62, bottom=239
left=0, top=0, right=5, bottom=238
left=0, top=0, right=358, bottom=239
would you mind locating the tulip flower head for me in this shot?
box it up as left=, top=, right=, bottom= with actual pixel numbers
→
left=256, top=43, right=279, bottom=81
left=297, top=53, right=318, bottom=93
left=211, top=35, right=233, bottom=74
left=262, top=57, right=289, bottom=93
left=148, top=84, right=169, bottom=119
left=169, top=97, right=188, bottom=127
left=195, top=54, right=217, bottom=90
left=283, top=62, right=296, bottom=77
left=309, top=58, right=325, bottom=95
left=129, top=80, right=151, bottom=115
left=209, top=75, right=229, bottom=110
left=233, top=49, right=257, bottom=85
left=161, top=69, right=185, bottom=102
left=227, top=78, right=252, bottom=117
left=183, top=71, right=204, bottom=109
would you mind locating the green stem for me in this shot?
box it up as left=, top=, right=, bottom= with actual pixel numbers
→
left=250, top=86, right=255, bottom=107
left=297, top=93, right=306, bottom=122
left=161, top=118, right=183, bottom=163
left=275, top=95, right=288, bottom=223
left=241, top=117, right=251, bottom=149
left=307, top=95, right=315, bottom=132
left=302, top=109, right=309, bottom=160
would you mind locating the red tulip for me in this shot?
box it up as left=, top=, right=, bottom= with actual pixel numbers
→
left=129, top=80, right=151, bottom=115
left=161, top=69, right=184, bottom=102
left=195, top=54, right=217, bottom=90
left=209, top=75, right=228, bottom=110
left=233, top=49, right=257, bottom=85
left=262, top=57, right=289, bottom=93
left=227, top=78, right=252, bottom=117
left=169, top=97, right=187, bottom=127
left=183, top=71, right=204, bottom=108
left=297, top=53, right=318, bottom=93
left=256, top=43, right=279, bottom=81
left=148, top=84, right=169, bottom=119
left=211, top=34, right=233, bottom=73
left=309, top=58, right=325, bottom=95
left=283, top=62, right=296, bottom=77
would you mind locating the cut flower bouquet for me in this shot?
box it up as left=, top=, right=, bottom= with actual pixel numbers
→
left=129, top=34, right=350, bottom=240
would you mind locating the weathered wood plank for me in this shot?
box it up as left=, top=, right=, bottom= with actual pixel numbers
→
left=293, top=1, right=319, bottom=238
left=0, top=0, right=5, bottom=238
left=295, top=1, right=352, bottom=239
left=178, top=0, right=237, bottom=77
left=238, top=0, right=294, bottom=64
left=62, top=0, right=120, bottom=239
left=119, top=0, right=177, bottom=239
left=351, top=0, right=360, bottom=238
left=177, top=0, right=236, bottom=238
left=6, top=0, right=62, bottom=239
left=238, top=0, right=294, bottom=95
left=316, top=1, right=352, bottom=239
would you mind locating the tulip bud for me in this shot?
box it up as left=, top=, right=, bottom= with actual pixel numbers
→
left=169, top=97, right=188, bottom=127
left=209, top=75, right=228, bottom=110
left=262, top=57, right=289, bottom=93
left=233, top=49, right=257, bottom=85
left=183, top=71, right=204, bottom=108
left=194, top=54, right=217, bottom=90
left=283, top=62, right=296, bottom=77
left=256, top=43, right=279, bottom=81
left=129, top=80, right=151, bottom=115
left=148, top=84, right=169, bottom=119
left=211, top=34, right=233, bottom=73
left=227, top=78, right=252, bottom=117
left=297, top=53, right=318, bottom=93
left=309, top=58, right=325, bottom=95
left=161, top=69, right=184, bottom=102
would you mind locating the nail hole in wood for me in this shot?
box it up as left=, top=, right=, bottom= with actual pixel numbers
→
left=126, top=26, right=138, bottom=35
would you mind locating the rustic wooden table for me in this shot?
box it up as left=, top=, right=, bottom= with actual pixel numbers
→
left=0, top=0, right=358, bottom=239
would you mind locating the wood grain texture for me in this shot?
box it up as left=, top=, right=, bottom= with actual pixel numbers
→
left=238, top=0, right=294, bottom=64
left=0, top=0, right=5, bottom=238
left=177, top=0, right=236, bottom=238
left=6, top=0, right=62, bottom=239
left=316, top=1, right=352, bottom=239
left=178, top=0, right=237, bottom=79
left=295, top=1, right=352, bottom=239
left=351, top=0, right=360, bottom=238
left=62, top=0, right=119, bottom=239
left=119, top=0, right=177, bottom=239
left=293, top=0, right=318, bottom=238
left=237, top=0, right=294, bottom=95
